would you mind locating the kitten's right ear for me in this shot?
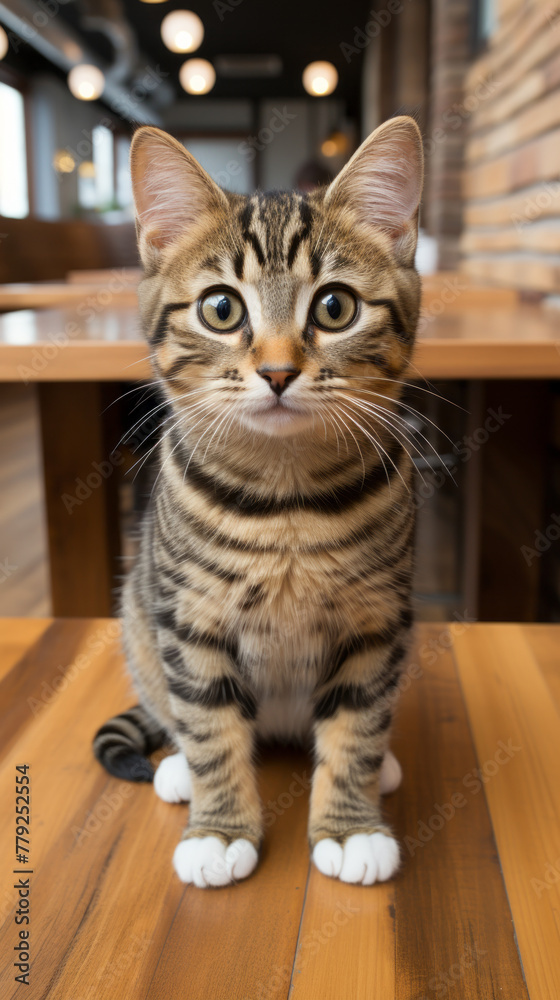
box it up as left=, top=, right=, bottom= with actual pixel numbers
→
left=130, top=126, right=227, bottom=261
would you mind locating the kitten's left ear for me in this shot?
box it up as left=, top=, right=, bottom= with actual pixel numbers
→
left=324, top=115, right=424, bottom=266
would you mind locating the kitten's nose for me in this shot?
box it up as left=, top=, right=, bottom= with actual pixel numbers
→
left=257, top=365, right=301, bottom=397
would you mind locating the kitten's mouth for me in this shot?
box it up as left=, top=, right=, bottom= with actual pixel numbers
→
left=242, top=395, right=313, bottom=436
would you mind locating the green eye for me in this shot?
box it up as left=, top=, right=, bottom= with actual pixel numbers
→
left=200, top=290, right=246, bottom=332
left=311, top=288, right=357, bottom=331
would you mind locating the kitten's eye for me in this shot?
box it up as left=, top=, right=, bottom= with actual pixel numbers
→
left=311, top=288, right=357, bottom=331
left=199, top=290, right=246, bottom=332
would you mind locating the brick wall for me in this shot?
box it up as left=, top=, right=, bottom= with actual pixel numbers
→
left=461, top=0, right=560, bottom=292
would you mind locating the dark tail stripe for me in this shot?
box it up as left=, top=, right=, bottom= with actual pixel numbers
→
left=93, top=705, right=167, bottom=782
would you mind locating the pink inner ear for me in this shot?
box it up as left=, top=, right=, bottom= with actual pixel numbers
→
left=358, top=135, right=422, bottom=234
left=132, top=138, right=215, bottom=247
left=330, top=121, right=423, bottom=237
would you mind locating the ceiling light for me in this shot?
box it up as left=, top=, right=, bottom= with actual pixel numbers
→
left=53, top=151, right=76, bottom=174
left=321, top=131, right=350, bottom=157
left=0, top=26, right=8, bottom=60
left=161, top=10, right=204, bottom=53
left=179, top=58, right=215, bottom=95
left=67, top=64, right=105, bottom=101
left=302, top=61, right=338, bottom=97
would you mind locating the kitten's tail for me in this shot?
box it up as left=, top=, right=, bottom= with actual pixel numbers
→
left=93, top=705, right=167, bottom=782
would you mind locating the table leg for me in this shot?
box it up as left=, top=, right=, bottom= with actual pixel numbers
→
left=38, top=382, right=122, bottom=617
left=474, top=380, right=550, bottom=621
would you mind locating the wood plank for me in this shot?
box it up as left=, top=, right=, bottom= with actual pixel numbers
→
left=0, top=619, right=311, bottom=1000
left=147, top=747, right=311, bottom=1000
left=0, top=618, right=51, bottom=683
left=38, top=383, right=121, bottom=617
left=522, top=625, right=560, bottom=714
left=0, top=283, right=138, bottom=312
left=290, top=625, right=529, bottom=1000
left=454, top=624, right=560, bottom=1000
left=0, top=619, right=110, bottom=757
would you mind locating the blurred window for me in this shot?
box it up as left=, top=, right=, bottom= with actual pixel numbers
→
left=77, top=124, right=115, bottom=211
left=182, top=138, right=253, bottom=194
left=0, top=81, right=29, bottom=218
left=472, top=0, right=496, bottom=50
left=116, top=136, right=132, bottom=209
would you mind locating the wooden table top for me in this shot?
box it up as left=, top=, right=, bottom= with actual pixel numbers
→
left=0, top=302, right=558, bottom=381
left=0, top=283, right=138, bottom=312
left=0, top=618, right=558, bottom=999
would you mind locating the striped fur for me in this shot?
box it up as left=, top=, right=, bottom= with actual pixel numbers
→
left=94, top=116, right=424, bottom=886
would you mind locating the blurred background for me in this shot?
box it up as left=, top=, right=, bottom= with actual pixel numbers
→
left=0, top=0, right=559, bottom=625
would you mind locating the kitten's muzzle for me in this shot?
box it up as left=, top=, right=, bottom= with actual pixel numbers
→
left=257, top=365, right=301, bottom=397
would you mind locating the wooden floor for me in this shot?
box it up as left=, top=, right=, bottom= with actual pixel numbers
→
left=0, top=620, right=559, bottom=999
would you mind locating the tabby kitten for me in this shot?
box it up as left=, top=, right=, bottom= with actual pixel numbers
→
left=94, top=115, right=423, bottom=888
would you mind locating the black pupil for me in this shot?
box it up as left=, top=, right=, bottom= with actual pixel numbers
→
left=326, top=294, right=341, bottom=319
left=216, top=296, right=231, bottom=322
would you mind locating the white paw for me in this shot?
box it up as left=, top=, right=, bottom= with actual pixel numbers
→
left=312, top=832, right=400, bottom=885
left=154, top=752, right=192, bottom=803
left=173, top=837, right=258, bottom=887
left=380, top=750, right=402, bottom=795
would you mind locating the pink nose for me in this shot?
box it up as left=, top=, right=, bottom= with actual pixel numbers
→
left=257, top=366, right=301, bottom=397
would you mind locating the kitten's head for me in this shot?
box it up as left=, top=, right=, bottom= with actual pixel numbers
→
left=131, top=116, right=423, bottom=441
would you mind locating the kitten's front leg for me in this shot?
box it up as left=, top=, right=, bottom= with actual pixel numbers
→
left=165, top=660, right=262, bottom=888
left=309, top=644, right=404, bottom=885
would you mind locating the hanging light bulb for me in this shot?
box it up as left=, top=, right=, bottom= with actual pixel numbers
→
left=0, top=25, right=9, bottom=60
left=67, top=64, right=105, bottom=101
left=302, top=61, right=338, bottom=97
left=179, top=58, right=215, bottom=95
left=161, top=10, right=204, bottom=53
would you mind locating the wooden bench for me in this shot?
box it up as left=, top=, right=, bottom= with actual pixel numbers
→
left=0, top=619, right=558, bottom=998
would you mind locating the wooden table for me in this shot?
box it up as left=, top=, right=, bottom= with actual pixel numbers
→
left=0, top=301, right=558, bottom=618
left=0, top=618, right=558, bottom=999
left=0, top=284, right=138, bottom=313
left=1, top=302, right=560, bottom=381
